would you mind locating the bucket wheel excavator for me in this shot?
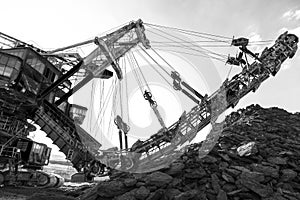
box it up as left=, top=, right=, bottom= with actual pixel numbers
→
left=0, top=19, right=298, bottom=185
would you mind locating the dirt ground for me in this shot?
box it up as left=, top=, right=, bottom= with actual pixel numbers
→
left=0, top=182, right=95, bottom=200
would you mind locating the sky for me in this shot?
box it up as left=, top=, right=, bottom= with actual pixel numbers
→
left=1, top=0, right=299, bottom=160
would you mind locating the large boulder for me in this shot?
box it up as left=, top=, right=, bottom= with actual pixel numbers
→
left=97, top=180, right=132, bottom=198
left=144, top=172, right=173, bottom=187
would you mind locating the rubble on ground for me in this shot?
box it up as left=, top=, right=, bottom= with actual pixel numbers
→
left=29, top=104, right=300, bottom=200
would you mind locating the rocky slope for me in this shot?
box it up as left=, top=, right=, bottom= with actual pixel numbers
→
left=77, top=104, right=300, bottom=200
left=28, top=104, right=300, bottom=200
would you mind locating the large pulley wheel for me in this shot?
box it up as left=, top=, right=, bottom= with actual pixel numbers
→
left=91, top=163, right=100, bottom=174
left=35, top=172, right=49, bottom=186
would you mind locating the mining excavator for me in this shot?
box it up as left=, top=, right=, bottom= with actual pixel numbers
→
left=0, top=20, right=298, bottom=186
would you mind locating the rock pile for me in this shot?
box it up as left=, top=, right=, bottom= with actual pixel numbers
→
left=77, top=104, right=300, bottom=200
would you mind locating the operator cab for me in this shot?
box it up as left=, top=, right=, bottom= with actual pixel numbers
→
left=0, top=47, right=61, bottom=82
left=0, top=52, right=22, bottom=86
left=13, top=138, right=51, bottom=170
left=0, top=47, right=62, bottom=102
left=57, top=102, right=88, bottom=125
left=69, top=104, right=88, bottom=125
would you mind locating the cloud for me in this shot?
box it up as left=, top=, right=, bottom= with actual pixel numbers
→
left=279, top=26, right=300, bottom=36
left=247, top=32, right=264, bottom=52
left=281, top=59, right=292, bottom=70
left=289, top=26, right=300, bottom=38
left=282, top=9, right=300, bottom=21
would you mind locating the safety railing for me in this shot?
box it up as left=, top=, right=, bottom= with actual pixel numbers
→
left=0, top=145, right=18, bottom=158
